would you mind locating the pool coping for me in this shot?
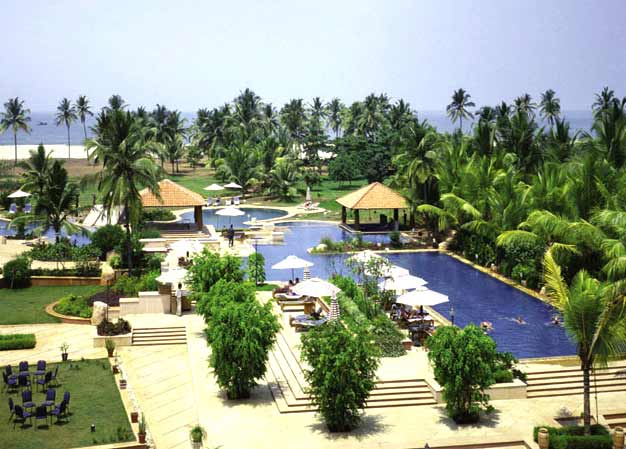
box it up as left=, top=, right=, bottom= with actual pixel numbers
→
left=169, top=204, right=325, bottom=225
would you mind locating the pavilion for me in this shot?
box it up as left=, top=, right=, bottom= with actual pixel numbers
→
left=140, top=179, right=206, bottom=230
left=336, top=182, right=408, bottom=230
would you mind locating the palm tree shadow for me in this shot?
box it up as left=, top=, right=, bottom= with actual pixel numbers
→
left=305, top=414, right=388, bottom=440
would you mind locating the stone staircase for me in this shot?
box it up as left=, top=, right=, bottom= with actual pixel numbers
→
left=266, top=330, right=436, bottom=413
left=132, top=326, right=187, bottom=346
left=526, top=364, right=626, bottom=398
left=603, top=412, right=626, bottom=429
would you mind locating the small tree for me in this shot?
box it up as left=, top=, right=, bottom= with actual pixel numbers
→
left=427, top=325, right=498, bottom=423
left=247, top=252, right=266, bottom=285
left=208, top=296, right=280, bottom=399
left=196, top=280, right=256, bottom=326
left=301, top=321, right=379, bottom=432
left=187, top=249, right=243, bottom=294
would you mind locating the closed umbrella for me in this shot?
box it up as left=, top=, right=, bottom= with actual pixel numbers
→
left=378, top=274, right=428, bottom=293
left=272, top=255, right=314, bottom=281
left=224, top=182, right=242, bottom=189
left=396, top=287, right=449, bottom=314
left=8, top=189, right=30, bottom=198
left=292, top=277, right=341, bottom=298
left=203, top=183, right=224, bottom=191
left=328, top=296, right=340, bottom=321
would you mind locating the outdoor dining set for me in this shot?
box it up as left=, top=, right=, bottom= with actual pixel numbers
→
left=3, top=361, right=71, bottom=428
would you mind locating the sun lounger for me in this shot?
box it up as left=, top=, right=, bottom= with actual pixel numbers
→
left=23, top=203, right=31, bottom=214
left=205, top=198, right=212, bottom=206
left=225, top=198, right=232, bottom=206
left=8, top=204, right=16, bottom=214
left=233, top=196, right=240, bottom=206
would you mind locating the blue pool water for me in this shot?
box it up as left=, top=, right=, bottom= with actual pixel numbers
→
left=0, top=220, right=92, bottom=246
left=178, top=207, right=288, bottom=229
left=258, top=222, right=576, bottom=359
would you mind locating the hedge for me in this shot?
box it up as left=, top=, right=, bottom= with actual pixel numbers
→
left=0, top=334, right=37, bottom=350
left=533, top=425, right=611, bottom=449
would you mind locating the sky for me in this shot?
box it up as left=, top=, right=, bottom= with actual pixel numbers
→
left=2, top=0, right=625, bottom=112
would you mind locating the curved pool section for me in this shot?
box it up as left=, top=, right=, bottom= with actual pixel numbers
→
left=0, top=220, right=92, bottom=246
left=257, top=222, right=576, bottom=359
left=178, top=207, right=288, bottom=229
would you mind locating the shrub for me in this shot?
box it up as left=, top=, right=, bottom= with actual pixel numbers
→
left=30, top=266, right=101, bottom=277
left=454, top=229, right=496, bottom=266
left=138, top=228, right=162, bottom=239
left=208, top=298, right=280, bottom=399
left=494, top=369, right=514, bottom=383
left=511, top=262, right=540, bottom=289
left=144, top=253, right=165, bottom=271
left=187, top=250, right=244, bottom=294
left=389, top=230, right=402, bottom=249
left=3, top=257, right=31, bottom=288
left=301, top=321, right=379, bottom=432
left=112, top=271, right=159, bottom=297
left=91, top=225, right=126, bottom=258
left=370, top=314, right=406, bottom=357
left=427, top=325, right=499, bottom=423
left=0, top=334, right=36, bottom=350
left=97, top=318, right=132, bottom=336
left=246, top=252, right=266, bottom=285
left=27, top=240, right=100, bottom=262
left=197, top=280, right=256, bottom=327
left=533, top=425, right=611, bottom=449
left=141, top=208, right=176, bottom=221
left=54, top=294, right=92, bottom=318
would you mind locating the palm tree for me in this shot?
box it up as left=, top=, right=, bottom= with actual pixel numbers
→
left=326, top=98, right=343, bottom=138
left=267, top=157, right=301, bottom=200
left=74, top=95, right=93, bottom=140
left=592, top=87, right=617, bottom=118
left=308, top=97, right=326, bottom=133
left=514, top=93, right=536, bottom=117
left=18, top=144, right=52, bottom=197
left=446, top=89, right=475, bottom=133
left=543, top=250, right=626, bottom=435
left=280, top=99, right=307, bottom=142
left=86, top=110, right=161, bottom=273
left=540, top=89, right=561, bottom=128
left=55, top=98, right=77, bottom=159
left=0, top=97, right=31, bottom=165
left=217, top=141, right=261, bottom=197
left=358, top=93, right=386, bottom=138
left=106, top=94, right=127, bottom=112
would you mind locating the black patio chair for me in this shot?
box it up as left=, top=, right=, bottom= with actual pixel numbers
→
left=21, top=390, right=35, bottom=409
left=13, top=405, right=32, bottom=428
left=34, top=360, right=46, bottom=377
left=63, top=391, right=71, bottom=413
left=7, top=398, right=15, bottom=423
left=42, top=389, right=56, bottom=408
left=18, top=361, right=29, bottom=373
left=34, top=405, right=48, bottom=429
left=49, top=366, right=60, bottom=387
left=5, top=365, right=15, bottom=378
left=2, top=372, right=17, bottom=392
left=36, top=371, right=52, bottom=392
left=49, top=400, right=68, bottom=423
left=17, top=373, right=30, bottom=390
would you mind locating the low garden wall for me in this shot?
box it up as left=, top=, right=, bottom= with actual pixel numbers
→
left=46, top=301, right=92, bottom=325
left=425, top=377, right=528, bottom=403
left=93, top=328, right=132, bottom=348
left=32, top=275, right=102, bottom=287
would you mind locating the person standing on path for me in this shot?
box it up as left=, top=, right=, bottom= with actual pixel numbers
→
left=176, top=283, right=183, bottom=317
left=227, top=224, right=235, bottom=248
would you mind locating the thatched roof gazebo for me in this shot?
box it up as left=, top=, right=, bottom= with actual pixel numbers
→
left=336, top=182, right=407, bottom=230
left=140, top=179, right=205, bottom=229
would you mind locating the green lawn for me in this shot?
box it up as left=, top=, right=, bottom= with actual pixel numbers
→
left=0, top=358, right=134, bottom=449
left=0, top=285, right=104, bottom=325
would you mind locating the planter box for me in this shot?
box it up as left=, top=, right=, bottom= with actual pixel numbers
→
left=32, top=276, right=101, bottom=287
left=93, top=329, right=132, bottom=348
left=426, top=377, right=527, bottom=403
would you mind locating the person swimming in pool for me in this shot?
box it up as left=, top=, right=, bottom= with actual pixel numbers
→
left=480, top=321, right=493, bottom=332
left=552, top=315, right=561, bottom=326
left=515, top=316, right=526, bottom=325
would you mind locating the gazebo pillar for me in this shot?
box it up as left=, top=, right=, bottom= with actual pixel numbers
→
left=341, top=206, right=347, bottom=224
left=194, top=205, right=204, bottom=230
left=393, top=208, right=399, bottom=222
left=354, top=209, right=360, bottom=230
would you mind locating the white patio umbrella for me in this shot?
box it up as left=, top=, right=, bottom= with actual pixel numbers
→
left=169, top=239, right=205, bottom=257
left=8, top=189, right=30, bottom=199
left=156, top=268, right=188, bottom=285
left=381, top=265, right=410, bottom=278
left=396, top=288, right=449, bottom=314
left=378, top=274, right=428, bottom=293
left=224, top=182, right=242, bottom=189
left=293, top=277, right=341, bottom=298
left=328, top=296, right=340, bottom=321
left=203, top=183, right=224, bottom=191
left=215, top=206, right=245, bottom=224
left=272, top=255, right=314, bottom=281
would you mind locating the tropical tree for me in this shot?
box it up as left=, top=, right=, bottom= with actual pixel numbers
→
left=106, top=94, right=127, bottom=111
left=592, top=87, right=618, bottom=118
left=17, top=144, right=52, bottom=197
left=280, top=99, right=307, bottom=142
left=446, top=88, right=475, bottom=132
left=513, top=93, right=536, bottom=117
left=267, top=157, right=301, bottom=200
left=0, top=97, right=31, bottom=165
left=326, top=98, right=343, bottom=138
left=216, top=141, right=261, bottom=196
left=74, top=95, right=93, bottom=140
left=543, top=250, right=626, bottom=435
left=86, top=110, right=161, bottom=273
left=539, top=89, right=561, bottom=128
left=55, top=98, right=78, bottom=159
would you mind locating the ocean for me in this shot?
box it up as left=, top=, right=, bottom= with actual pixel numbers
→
left=0, top=110, right=595, bottom=146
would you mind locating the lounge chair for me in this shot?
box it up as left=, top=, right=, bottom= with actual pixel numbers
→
left=233, top=196, right=240, bottom=206
left=24, top=203, right=32, bottom=214
left=225, top=198, right=232, bottom=206
left=205, top=197, right=212, bottom=207
left=8, top=203, right=17, bottom=214
left=214, top=197, right=221, bottom=206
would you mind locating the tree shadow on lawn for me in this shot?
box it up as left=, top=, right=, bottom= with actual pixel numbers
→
left=435, top=404, right=502, bottom=430
left=306, top=414, right=388, bottom=441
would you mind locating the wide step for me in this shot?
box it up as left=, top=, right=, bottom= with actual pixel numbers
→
left=132, top=326, right=187, bottom=346
left=526, top=365, right=626, bottom=398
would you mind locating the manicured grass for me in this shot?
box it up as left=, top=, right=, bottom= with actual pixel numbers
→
left=0, top=358, right=134, bottom=449
left=0, top=285, right=104, bottom=325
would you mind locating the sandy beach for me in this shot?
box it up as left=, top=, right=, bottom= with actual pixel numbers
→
left=0, top=144, right=88, bottom=160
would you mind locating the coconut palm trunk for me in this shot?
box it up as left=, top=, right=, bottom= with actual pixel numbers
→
left=82, top=120, right=87, bottom=140
left=582, top=361, right=592, bottom=433
left=13, top=131, right=17, bottom=166
left=125, top=207, right=133, bottom=275
left=66, top=124, right=71, bottom=159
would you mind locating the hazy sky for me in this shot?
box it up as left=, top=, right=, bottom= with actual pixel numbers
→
left=2, top=0, right=625, bottom=112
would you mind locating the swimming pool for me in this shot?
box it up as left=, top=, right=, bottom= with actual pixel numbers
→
left=258, top=222, right=576, bottom=359
left=0, top=220, right=92, bottom=246
left=178, top=207, right=288, bottom=229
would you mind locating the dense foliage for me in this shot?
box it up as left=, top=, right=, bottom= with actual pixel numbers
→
left=301, top=321, right=379, bottom=432
left=3, top=257, right=31, bottom=288
left=187, top=249, right=244, bottom=294
left=196, top=280, right=256, bottom=326
left=0, top=333, right=36, bottom=351
left=427, top=325, right=499, bottom=423
left=90, top=225, right=126, bottom=258
left=141, top=208, right=176, bottom=221
left=54, top=293, right=92, bottom=318
left=112, top=271, right=160, bottom=297
left=27, top=240, right=100, bottom=262
left=533, top=425, right=610, bottom=449
left=246, top=252, right=266, bottom=285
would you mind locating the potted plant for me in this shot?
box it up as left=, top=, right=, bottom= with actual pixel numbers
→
left=130, top=410, right=139, bottom=423
left=105, top=338, right=116, bottom=357
left=60, top=342, right=69, bottom=361
left=138, top=413, right=146, bottom=443
left=190, top=424, right=205, bottom=449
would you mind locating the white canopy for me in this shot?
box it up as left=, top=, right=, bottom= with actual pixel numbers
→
left=204, top=183, right=224, bottom=191
left=347, top=250, right=385, bottom=264
left=169, top=239, right=205, bottom=256
left=382, top=265, right=410, bottom=278
left=215, top=207, right=245, bottom=217
left=8, top=189, right=30, bottom=199
left=396, top=287, right=449, bottom=307
left=292, top=277, right=341, bottom=298
left=224, top=182, right=242, bottom=189
left=378, top=274, right=428, bottom=293
left=156, top=268, right=188, bottom=285
left=272, top=255, right=314, bottom=270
